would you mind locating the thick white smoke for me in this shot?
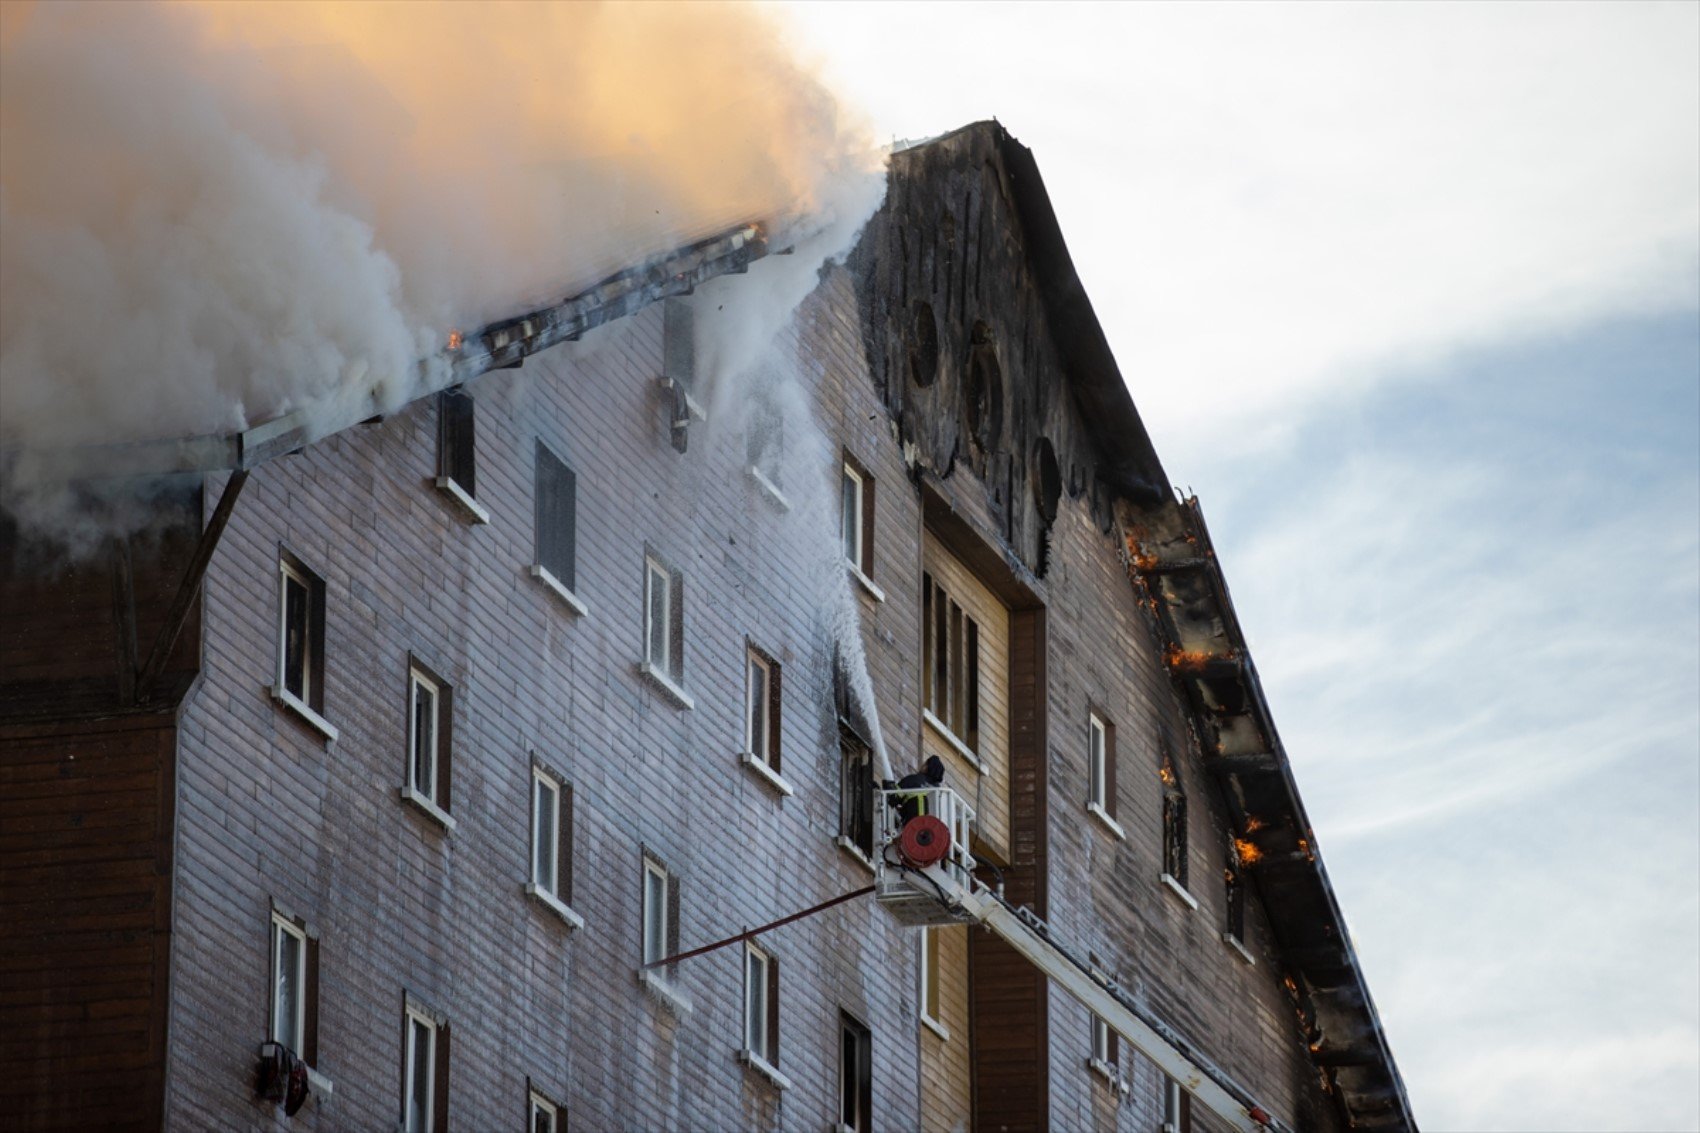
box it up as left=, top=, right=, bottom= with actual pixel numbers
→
left=0, top=0, right=877, bottom=456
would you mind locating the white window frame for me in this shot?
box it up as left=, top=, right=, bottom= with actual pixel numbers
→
left=1091, top=1013, right=1112, bottom=1065
left=407, top=668, right=441, bottom=802
left=532, top=769, right=560, bottom=895
left=746, top=648, right=773, bottom=766
left=273, top=557, right=336, bottom=741
left=524, top=766, right=583, bottom=929
left=841, top=462, right=864, bottom=570
left=639, top=554, right=693, bottom=708
left=744, top=942, right=770, bottom=1059
left=1088, top=713, right=1108, bottom=808
left=528, top=1090, right=558, bottom=1133
left=1163, top=1077, right=1187, bottom=1133
left=402, top=1006, right=437, bottom=1133
left=919, top=927, right=948, bottom=1040
left=277, top=560, right=313, bottom=704
left=270, top=913, right=306, bottom=1054
left=642, top=858, right=669, bottom=969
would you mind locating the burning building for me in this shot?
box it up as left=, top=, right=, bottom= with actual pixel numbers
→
left=0, top=116, right=1413, bottom=1131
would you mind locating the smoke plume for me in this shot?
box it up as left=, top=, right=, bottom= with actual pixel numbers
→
left=0, top=0, right=878, bottom=456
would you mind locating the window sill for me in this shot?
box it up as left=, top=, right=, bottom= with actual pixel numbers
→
left=1087, top=802, right=1126, bottom=841
left=305, top=1067, right=335, bottom=1101
left=848, top=564, right=885, bottom=603
left=1087, top=1057, right=1128, bottom=1097
left=398, top=785, right=457, bottom=832
left=739, top=752, right=794, bottom=797
left=921, top=1014, right=951, bottom=1042
left=738, top=1049, right=792, bottom=1091
left=1222, top=932, right=1256, bottom=966
left=1159, top=873, right=1199, bottom=911
left=747, top=466, right=790, bottom=510
left=636, top=967, right=693, bottom=1016
left=921, top=709, right=989, bottom=775
left=836, top=835, right=876, bottom=874
left=529, top=565, right=588, bottom=616
left=525, top=883, right=585, bottom=930
left=270, top=686, right=339, bottom=743
left=636, top=662, right=695, bottom=710
left=433, top=476, right=491, bottom=524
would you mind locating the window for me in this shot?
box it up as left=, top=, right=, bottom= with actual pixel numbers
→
left=743, top=943, right=780, bottom=1071
left=1163, top=1076, right=1193, bottom=1133
left=269, top=912, right=317, bottom=1063
left=919, top=928, right=946, bottom=1038
left=532, top=442, right=581, bottom=609
left=747, top=395, right=787, bottom=505
left=641, top=855, right=680, bottom=975
left=1090, top=1014, right=1115, bottom=1067
left=839, top=1012, right=872, bottom=1133
left=275, top=553, right=332, bottom=736
left=641, top=552, right=687, bottom=699
left=1087, top=712, right=1124, bottom=838
left=401, top=1003, right=448, bottom=1133
left=921, top=572, right=980, bottom=752
left=841, top=457, right=876, bottom=582
left=528, top=1087, right=560, bottom=1133
left=1226, top=849, right=1245, bottom=943
left=403, top=661, right=453, bottom=827
left=838, top=730, right=875, bottom=861
left=745, top=645, right=781, bottom=770
left=662, top=299, right=702, bottom=451
left=1161, top=749, right=1188, bottom=889
left=435, top=388, right=488, bottom=523
left=527, top=767, right=581, bottom=927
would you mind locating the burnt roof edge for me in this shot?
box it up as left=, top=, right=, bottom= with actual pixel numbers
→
left=1125, top=494, right=1417, bottom=1131
left=4, top=223, right=769, bottom=483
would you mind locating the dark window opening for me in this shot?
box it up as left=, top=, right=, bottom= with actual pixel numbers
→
left=277, top=553, right=326, bottom=713
left=534, top=442, right=577, bottom=592
left=1161, top=750, right=1188, bottom=887
left=840, top=731, right=874, bottom=858
left=438, top=388, right=476, bottom=498
left=839, top=1012, right=873, bottom=1133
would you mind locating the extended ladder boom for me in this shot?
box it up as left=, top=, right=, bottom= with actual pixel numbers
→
left=871, top=786, right=1286, bottom=1133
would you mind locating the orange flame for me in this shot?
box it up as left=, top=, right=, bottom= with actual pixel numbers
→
left=446, top=330, right=464, bottom=351
left=1233, top=837, right=1263, bottom=865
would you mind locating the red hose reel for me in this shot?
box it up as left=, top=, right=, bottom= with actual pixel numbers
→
left=899, top=815, right=951, bottom=867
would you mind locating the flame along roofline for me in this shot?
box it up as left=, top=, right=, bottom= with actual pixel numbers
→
left=1121, top=492, right=1417, bottom=1131
left=4, top=222, right=770, bottom=483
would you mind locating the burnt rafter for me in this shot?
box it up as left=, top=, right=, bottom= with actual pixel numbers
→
left=133, top=470, right=248, bottom=704
left=1118, top=494, right=1415, bottom=1131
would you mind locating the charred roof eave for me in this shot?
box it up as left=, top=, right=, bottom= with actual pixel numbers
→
left=1122, top=494, right=1417, bottom=1132
left=990, top=124, right=1168, bottom=503
left=5, top=223, right=768, bottom=483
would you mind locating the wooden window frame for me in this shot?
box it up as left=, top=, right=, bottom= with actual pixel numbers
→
left=745, top=644, right=781, bottom=772
left=921, top=572, right=981, bottom=759
left=527, top=1085, right=559, bottom=1133
left=742, top=942, right=781, bottom=1071
left=640, top=551, right=689, bottom=705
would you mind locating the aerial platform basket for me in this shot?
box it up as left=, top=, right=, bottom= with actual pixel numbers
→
left=872, top=786, right=980, bottom=926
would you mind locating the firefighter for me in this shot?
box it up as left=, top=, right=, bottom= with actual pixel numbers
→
left=889, top=755, right=945, bottom=825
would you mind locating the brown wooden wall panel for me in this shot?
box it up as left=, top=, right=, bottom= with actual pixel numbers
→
left=0, top=714, right=174, bottom=1133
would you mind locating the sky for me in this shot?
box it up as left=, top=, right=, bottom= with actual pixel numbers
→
left=772, top=3, right=1700, bottom=1129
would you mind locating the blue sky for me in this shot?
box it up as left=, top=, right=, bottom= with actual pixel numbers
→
left=776, top=2, right=1700, bottom=1127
